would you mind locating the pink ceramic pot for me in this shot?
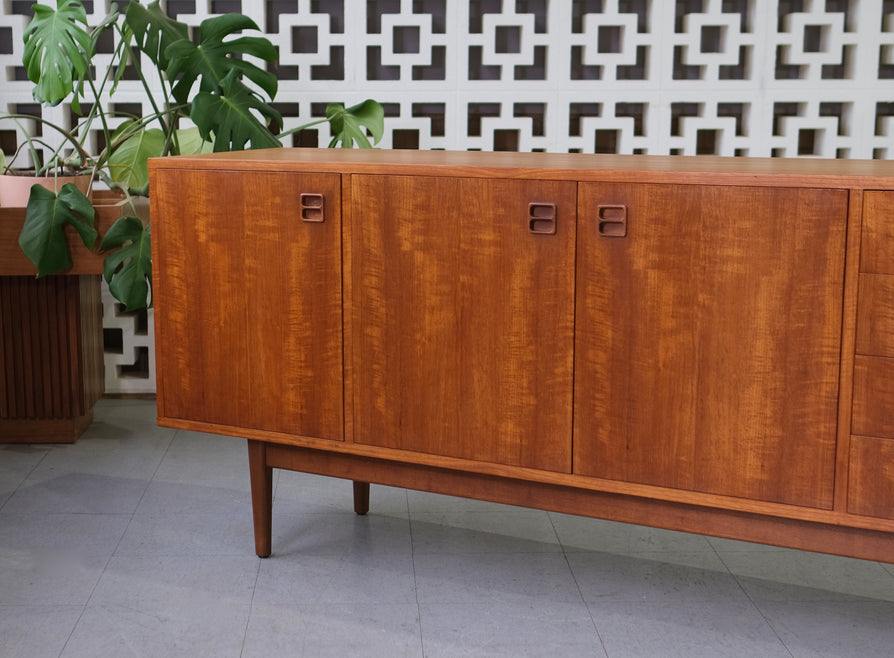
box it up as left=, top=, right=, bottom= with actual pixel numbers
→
left=0, top=173, right=92, bottom=208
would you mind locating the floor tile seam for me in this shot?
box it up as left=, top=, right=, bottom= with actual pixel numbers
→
left=712, top=549, right=796, bottom=657
left=56, top=602, right=90, bottom=658
left=82, top=516, right=144, bottom=601
left=407, top=529, right=564, bottom=554
left=55, top=501, right=131, bottom=656
left=0, top=446, right=52, bottom=512
left=107, top=430, right=177, bottom=558
left=407, top=490, right=430, bottom=658
left=0, top=510, right=133, bottom=521
left=558, top=549, right=610, bottom=656
left=712, top=548, right=894, bottom=604
left=141, top=427, right=179, bottom=483
left=410, top=549, right=566, bottom=558
left=239, top=557, right=265, bottom=658
left=410, top=509, right=558, bottom=518
left=111, top=550, right=262, bottom=560
left=559, top=547, right=727, bottom=558
left=130, top=428, right=210, bottom=518
left=548, top=511, right=610, bottom=656
left=128, top=509, right=258, bottom=519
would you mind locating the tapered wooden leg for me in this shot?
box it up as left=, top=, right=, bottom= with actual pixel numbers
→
left=247, top=440, right=273, bottom=557
left=353, top=480, right=370, bottom=515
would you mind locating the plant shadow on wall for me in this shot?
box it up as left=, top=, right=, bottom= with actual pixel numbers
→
left=1, top=0, right=384, bottom=310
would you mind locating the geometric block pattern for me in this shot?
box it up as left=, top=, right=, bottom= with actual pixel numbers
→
left=2, top=0, right=893, bottom=392
left=101, top=281, right=156, bottom=396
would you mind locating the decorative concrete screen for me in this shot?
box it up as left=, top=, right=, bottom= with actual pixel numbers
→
left=1, top=0, right=892, bottom=393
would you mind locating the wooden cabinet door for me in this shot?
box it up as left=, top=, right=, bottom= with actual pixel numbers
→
left=574, top=183, right=847, bottom=508
left=352, top=175, right=576, bottom=472
left=153, top=170, right=343, bottom=440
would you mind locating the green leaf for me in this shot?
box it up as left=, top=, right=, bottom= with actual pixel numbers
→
left=22, top=0, right=92, bottom=105
left=165, top=13, right=278, bottom=107
left=18, top=182, right=97, bottom=276
left=124, top=0, right=189, bottom=72
left=174, top=127, right=214, bottom=155
left=325, top=100, right=385, bottom=148
left=108, top=128, right=167, bottom=189
left=101, top=216, right=152, bottom=311
left=191, top=73, right=282, bottom=151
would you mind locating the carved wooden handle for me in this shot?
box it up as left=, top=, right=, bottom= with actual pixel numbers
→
left=597, top=204, right=627, bottom=237
left=528, top=202, right=556, bottom=234
left=300, top=193, right=325, bottom=222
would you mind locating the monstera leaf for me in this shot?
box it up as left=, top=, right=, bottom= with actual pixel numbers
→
left=191, top=71, right=282, bottom=151
left=101, top=216, right=151, bottom=311
left=108, top=126, right=214, bottom=190
left=22, top=0, right=92, bottom=105
left=174, top=127, right=215, bottom=155
left=124, top=0, right=189, bottom=72
left=108, top=127, right=167, bottom=190
left=165, top=13, right=278, bottom=106
left=326, top=100, right=385, bottom=148
left=18, top=183, right=97, bottom=276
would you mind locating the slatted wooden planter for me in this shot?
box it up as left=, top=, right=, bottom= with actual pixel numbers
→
left=0, top=192, right=128, bottom=443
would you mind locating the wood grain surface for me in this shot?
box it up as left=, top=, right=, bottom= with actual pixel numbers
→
left=573, top=183, right=847, bottom=508
left=856, top=274, right=894, bottom=357
left=151, top=170, right=344, bottom=440
left=861, top=191, right=894, bottom=274
left=0, top=275, right=103, bottom=441
left=352, top=174, right=576, bottom=471
left=848, top=435, right=894, bottom=520
left=852, top=355, right=894, bottom=440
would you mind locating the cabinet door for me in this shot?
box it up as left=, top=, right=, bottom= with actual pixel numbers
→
left=153, top=170, right=343, bottom=440
left=352, top=175, right=575, bottom=472
left=574, top=183, right=847, bottom=508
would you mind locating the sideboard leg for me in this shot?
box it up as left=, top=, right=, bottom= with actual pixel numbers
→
left=247, top=440, right=273, bottom=558
left=353, top=481, right=370, bottom=515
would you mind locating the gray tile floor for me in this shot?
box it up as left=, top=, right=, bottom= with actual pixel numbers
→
left=2, top=399, right=894, bottom=657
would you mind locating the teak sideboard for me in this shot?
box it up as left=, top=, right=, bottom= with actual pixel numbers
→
left=149, top=149, right=894, bottom=562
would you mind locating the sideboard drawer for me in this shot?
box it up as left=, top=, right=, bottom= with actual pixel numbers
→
left=856, top=274, right=894, bottom=357
left=861, top=192, right=894, bottom=274
left=848, top=435, right=894, bottom=520
left=852, top=355, right=894, bottom=439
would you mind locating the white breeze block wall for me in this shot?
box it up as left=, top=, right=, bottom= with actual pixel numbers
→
left=1, top=0, right=892, bottom=393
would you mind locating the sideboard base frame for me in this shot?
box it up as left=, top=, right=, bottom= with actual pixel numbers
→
left=246, top=439, right=894, bottom=563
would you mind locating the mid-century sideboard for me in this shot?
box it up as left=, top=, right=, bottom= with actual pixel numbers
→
left=149, top=149, right=894, bottom=562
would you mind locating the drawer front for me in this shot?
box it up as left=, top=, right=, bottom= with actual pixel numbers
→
left=856, top=274, right=894, bottom=357
left=848, top=436, right=894, bottom=520
left=852, top=356, right=894, bottom=439
left=861, top=192, right=894, bottom=274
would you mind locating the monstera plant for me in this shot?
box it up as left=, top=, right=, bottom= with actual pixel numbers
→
left=7, top=0, right=383, bottom=310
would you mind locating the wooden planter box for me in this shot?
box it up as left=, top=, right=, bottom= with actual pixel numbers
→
left=0, top=193, right=128, bottom=443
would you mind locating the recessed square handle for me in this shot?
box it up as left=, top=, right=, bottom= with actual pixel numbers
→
left=529, top=203, right=556, bottom=235
left=597, top=204, right=627, bottom=237
left=300, top=193, right=325, bottom=223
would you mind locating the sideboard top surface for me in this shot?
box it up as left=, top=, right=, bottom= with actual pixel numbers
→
left=149, top=148, right=894, bottom=189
